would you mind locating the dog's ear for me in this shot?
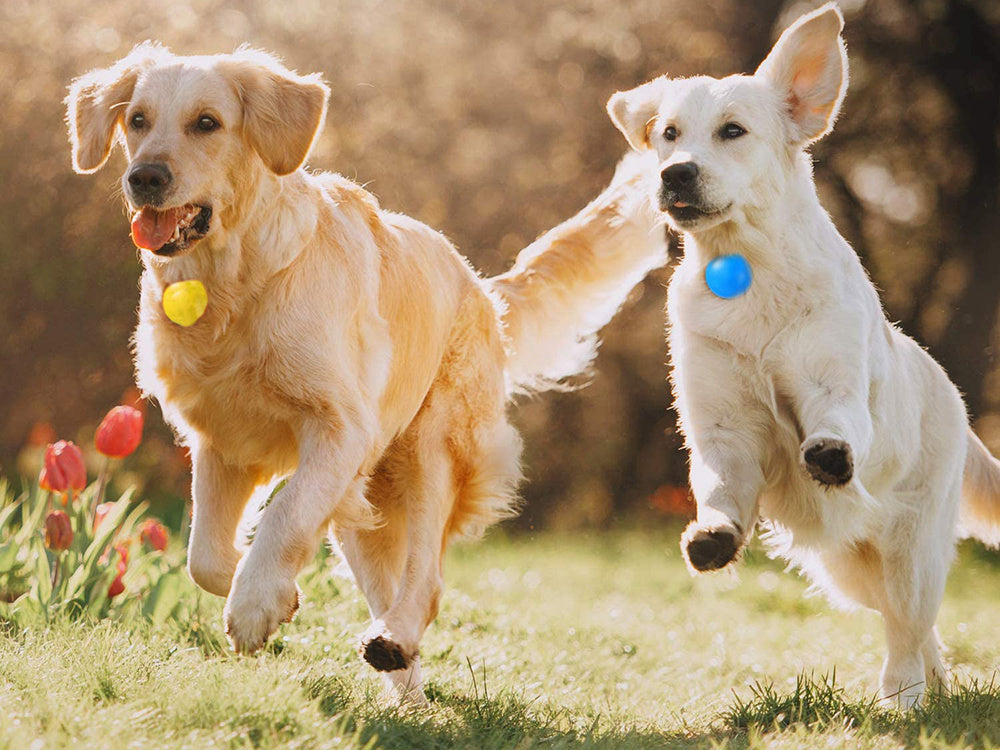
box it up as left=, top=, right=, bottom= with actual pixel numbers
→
left=66, top=42, right=164, bottom=174
left=755, top=3, right=848, bottom=144
left=607, top=78, right=667, bottom=152
left=223, top=49, right=330, bottom=176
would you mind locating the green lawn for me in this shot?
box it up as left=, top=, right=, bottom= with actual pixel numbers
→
left=1, top=525, right=998, bottom=749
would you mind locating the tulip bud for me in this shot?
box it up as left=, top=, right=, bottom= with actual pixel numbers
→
left=44, top=511, right=73, bottom=551
left=95, top=405, right=144, bottom=459
left=139, top=519, right=169, bottom=552
left=93, top=502, right=115, bottom=533
left=114, top=542, right=129, bottom=572
left=107, top=572, right=125, bottom=598
left=38, top=441, right=86, bottom=496
left=107, top=543, right=129, bottom=598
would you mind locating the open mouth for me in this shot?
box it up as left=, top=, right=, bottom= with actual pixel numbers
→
left=130, top=204, right=212, bottom=257
left=664, top=200, right=730, bottom=224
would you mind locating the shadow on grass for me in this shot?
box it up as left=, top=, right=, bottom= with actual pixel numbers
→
left=301, top=667, right=744, bottom=750
left=720, top=671, right=1000, bottom=749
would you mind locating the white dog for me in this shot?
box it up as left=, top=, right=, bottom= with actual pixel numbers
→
left=608, top=3, right=1000, bottom=707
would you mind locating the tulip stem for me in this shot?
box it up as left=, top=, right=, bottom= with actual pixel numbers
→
left=50, top=554, right=60, bottom=592
left=180, top=500, right=191, bottom=550
left=94, top=456, right=111, bottom=518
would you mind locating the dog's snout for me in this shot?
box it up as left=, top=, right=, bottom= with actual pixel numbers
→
left=661, top=162, right=699, bottom=190
left=127, top=163, right=173, bottom=203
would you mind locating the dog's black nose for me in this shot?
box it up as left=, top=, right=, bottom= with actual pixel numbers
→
left=661, top=162, right=699, bottom=190
left=127, top=163, right=172, bottom=203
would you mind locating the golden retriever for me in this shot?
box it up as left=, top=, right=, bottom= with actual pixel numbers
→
left=608, top=3, right=1000, bottom=707
left=66, top=43, right=665, bottom=701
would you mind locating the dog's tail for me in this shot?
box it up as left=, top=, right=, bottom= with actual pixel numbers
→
left=961, top=428, right=1000, bottom=547
left=489, top=151, right=666, bottom=393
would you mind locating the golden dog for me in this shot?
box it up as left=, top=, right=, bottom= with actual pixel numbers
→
left=66, top=44, right=665, bottom=700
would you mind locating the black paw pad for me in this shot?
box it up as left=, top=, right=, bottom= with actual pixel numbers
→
left=803, top=439, right=853, bottom=486
left=684, top=529, right=739, bottom=571
left=361, top=635, right=412, bottom=672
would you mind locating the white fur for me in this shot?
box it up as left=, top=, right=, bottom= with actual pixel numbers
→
left=609, top=3, right=1000, bottom=709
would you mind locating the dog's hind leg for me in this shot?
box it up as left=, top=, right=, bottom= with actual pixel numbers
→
left=357, top=426, right=451, bottom=682
left=338, top=470, right=429, bottom=704
left=357, top=376, right=519, bottom=696
left=820, top=516, right=951, bottom=709
left=877, top=523, right=952, bottom=707
left=921, top=626, right=947, bottom=694
left=340, top=521, right=429, bottom=704
left=880, top=476, right=961, bottom=707
left=878, top=568, right=942, bottom=708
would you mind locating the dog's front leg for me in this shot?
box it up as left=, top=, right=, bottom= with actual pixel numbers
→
left=675, top=340, right=768, bottom=571
left=788, top=330, right=873, bottom=489
left=223, top=417, right=374, bottom=654
left=187, top=445, right=259, bottom=596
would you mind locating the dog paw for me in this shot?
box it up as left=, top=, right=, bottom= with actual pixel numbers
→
left=360, top=621, right=417, bottom=672
left=681, top=523, right=741, bottom=572
left=802, top=436, right=853, bottom=486
left=223, top=574, right=301, bottom=655
left=383, top=662, right=429, bottom=706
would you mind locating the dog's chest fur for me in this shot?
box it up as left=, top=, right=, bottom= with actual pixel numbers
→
left=669, top=251, right=821, bottom=366
left=135, top=293, right=303, bottom=472
left=668, top=252, right=879, bottom=543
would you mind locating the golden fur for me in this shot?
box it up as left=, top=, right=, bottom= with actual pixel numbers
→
left=67, top=44, right=665, bottom=700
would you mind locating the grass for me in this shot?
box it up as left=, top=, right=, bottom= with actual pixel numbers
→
left=0, top=524, right=998, bottom=748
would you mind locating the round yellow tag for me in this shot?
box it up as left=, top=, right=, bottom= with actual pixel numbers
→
left=162, top=280, right=208, bottom=327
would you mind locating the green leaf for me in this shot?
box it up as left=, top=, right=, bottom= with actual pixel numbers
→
left=34, top=541, right=51, bottom=605
left=0, top=542, right=18, bottom=570
left=81, top=496, right=137, bottom=570
left=63, top=559, right=90, bottom=601
left=9, top=591, right=45, bottom=626
left=144, top=571, right=184, bottom=623
left=0, top=497, right=22, bottom=534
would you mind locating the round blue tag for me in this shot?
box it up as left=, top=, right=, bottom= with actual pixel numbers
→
left=705, top=254, right=752, bottom=299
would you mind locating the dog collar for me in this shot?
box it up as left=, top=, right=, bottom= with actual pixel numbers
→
left=705, top=254, right=752, bottom=299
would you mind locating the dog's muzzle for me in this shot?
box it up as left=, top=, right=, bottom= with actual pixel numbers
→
left=659, top=161, right=705, bottom=216
left=126, top=162, right=173, bottom=206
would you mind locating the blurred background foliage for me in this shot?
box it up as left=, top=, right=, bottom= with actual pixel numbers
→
left=1, top=0, right=998, bottom=529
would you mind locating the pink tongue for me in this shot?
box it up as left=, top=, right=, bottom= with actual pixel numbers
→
left=130, top=207, right=181, bottom=252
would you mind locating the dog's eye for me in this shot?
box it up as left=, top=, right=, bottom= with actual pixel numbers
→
left=196, top=115, right=220, bottom=133
left=129, top=113, right=146, bottom=130
left=720, top=123, right=747, bottom=140
left=664, top=125, right=678, bottom=142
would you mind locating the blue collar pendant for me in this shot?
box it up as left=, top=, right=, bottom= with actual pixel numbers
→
left=705, top=254, right=752, bottom=299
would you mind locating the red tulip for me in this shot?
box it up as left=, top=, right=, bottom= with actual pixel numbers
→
left=38, top=441, right=86, bottom=496
left=107, top=543, right=129, bottom=598
left=119, top=386, right=147, bottom=416
left=44, top=511, right=73, bottom=551
left=95, top=406, right=144, bottom=459
left=93, top=502, right=115, bottom=533
left=139, top=519, right=169, bottom=552
left=107, top=572, right=125, bottom=598
left=114, top=542, right=129, bottom=570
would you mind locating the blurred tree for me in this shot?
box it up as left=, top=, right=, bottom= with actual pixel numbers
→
left=900, top=0, right=999, bottom=419
left=1, top=0, right=997, bottom=527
